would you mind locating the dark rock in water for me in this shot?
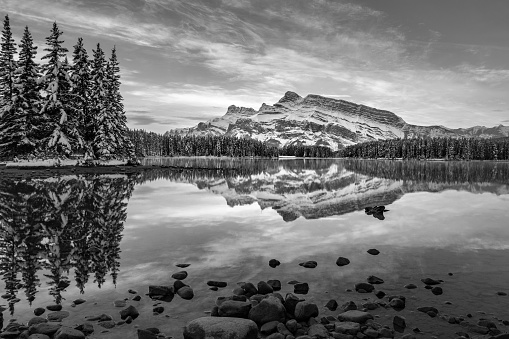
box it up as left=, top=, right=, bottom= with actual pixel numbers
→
left=337, top=310, right=374, bottom=323
left=174, top=280, right=186, bottom=292
left=269, top=259, right=281, bottom=268
left=294, top=301, right=319, bottom=322
left=34, top=308, right=46, bottom=316
left=148, top=285, right=174, bottom=302
left=424, top=285, right=432, bottom=290
left=299, top=261, right=317, bottom=268
left=448, top=272, right=453, bottom=276
left=427, top=311, right=437, bottom=318
left=417, top=306, right=438, bottom=314
left=210, top=286, right=219, bottom=291
left=176, top=263, right=190, bottom=268
left=365, top=206, right=389, bottom=220
left=54, top=327, right=85, bottom=339
left=172, top=271, right=188, bottom=280
left=248, top=296, right=286, bottom=326
left=367, top=275, right=384, bottom=284
left=267, top=280, right=281, bottom=291
left=287, top=280, right=300, bottom=285
left=218, top=300, right=252, bottom=318
left=128, top=289, right=138, bottom=294
left=497, top=291, right=507, bottom=296
left=98, top=320, right=116, bottom=329
left=325, top=299, right=338, bottom=311
left=367, top=249, right=380, bottom=255
left=137, top=329, right=157, bottom=339
left=421, top=278, right=441, bottom=285
left=207, top=281, right=227, bottom=288
left=153, top=306, right=164, bottom=314
left=28, top=317, right=47, bottom=327
left=73, top=298, right=86, bottom=305
left=393, top=315, right=406, bottom=329
left=362, top=301, right=379, bottom=310
left=257, top=281, right=274, bottom=295
left=340, top=301, right=357, bottom=312
left=294, top=283, right=309, bottom=295
left=46, top=305, right=62, bottom=312
left=284, top=293, right=302, bottom=316
left=478, top=319, right=497, bottom=329
left=47, top=311, right=70, bottom=322
left=334, top=321, right=360, bottom=335
left=242, top=282, right=258, bottom=297
left=355, top=283, right=374, bottom=293
left=85, top=314, right=112, bottom=322
left=132, top=295, right=142, bottom=301
left=177, top=286, right=194, bottom=300
left=375, top=291, right=386, bottom=299
left=29, top=323, right=62, bottom=336
left=232, top=295, right=247, bottom=302
left=75, top=323, right=94, bottom=336
left=307, top=324, right=329, bottom=339
left=120, top=305, right=139, bottom=320
left=389, top=298, right=405, bottom=310
left=431, top=287, right=443, bottom=295
left=336, top=257, right=350, bottom=266
left=404, top=284, right=417, bottom=289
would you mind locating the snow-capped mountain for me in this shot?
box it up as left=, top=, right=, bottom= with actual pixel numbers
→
left=167, top=91, right=509, bottom=150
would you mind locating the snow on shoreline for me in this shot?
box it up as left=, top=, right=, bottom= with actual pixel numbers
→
left=4, top=159, right=128, bottom=167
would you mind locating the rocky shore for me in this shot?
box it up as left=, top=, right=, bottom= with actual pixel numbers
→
left=2, top=250, right=509, bottom=339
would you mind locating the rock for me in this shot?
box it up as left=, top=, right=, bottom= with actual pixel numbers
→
left=207, top=281, right=228, bottom=288
left=334, top=321, right=360, bottom=335
left=34, top=308, right=45, bottom=316
left=393, top=315, right=406, bottom=329
left=364, top=328, right=379, bottom=338
left=258, top=281, right=274, bottom=295
left=336, top=257, right=350, bottom=266
left=72, top=298, right=86, bottom=305
left=374, top=291, right=386, bottom=299
left=431, top=287, right=443, bottom=295
left=307, top=324, right=329, bottom=339
left=269, top=259, right=281, bottom=268
left=29, top=323, right=61, bottom=336
left=133, top=295, right=142, bottom=301
left=128, top=289, right=138, bottom=294
left=113, top=300, right=127, bottom=307
left=340, top=301, right=357, bottom=312
left=294, top=283, right=309, bottom=295
left=367, top=249, right=380, bottom=255
left=174, top=280, right=186, bottom=292
left=337, top=310, right=374, bottom=323
left=367, top=276, right=384, bottom=284
left=497, top=291, right=507, bottom=296
left=176, top=263, right=190, bottom=268
left=284, top=293, right=302, bottom=316
left=218, top=300, right=252, bottom=318
left=362, top=301, right=379, bottom=310
left=260, top=321, right=279, bottom=335
left=299, top=261, right=317, bottom=268
left=137, top=329, right=157, bottom=339
left=277, top=323, right=292, bottom=336
left=54, top=327, right=85, bottom=339
left=389, top=298, right=405, bottom=309
left=74, top=323, right=94, bottom=336
left=242, top=282, right=258, bottom=296
left=46, top=305, right=62, bottom=312
left=267, top=280, right=281, bottom=291
left=404, top=284, right=417, bottom=289
left=28, top=317, right=47, bottom=327
left=325, top=299, right=338, bottom=311
left=177, top=286, right=194, bottom=300
left=85, top=314, right=112, bottom=322
left=97, top=321, right=115, bottom=329
left=294, top=301, right=319, bottom=322
left=28, top=335, right=51, bottom=339
left=355, top=283, right=374, bottom=293
left=417, top=306, right=438, bottom=314
left=47, top=312, right=70, bottom=322
left=148, top=285, right=174, bottom=302
left=183, top=317, right=258, bottom=339
left=266, top=333, right=285, bottom=339
left=248, top=296, right=286, bottom=326
left=120, top=305, right=139, bottom=320
left=421, top=278, right=441, bottom=285
left=172, top=271, right=188, bottom=280
left=153, top=306, right=164, bottom=314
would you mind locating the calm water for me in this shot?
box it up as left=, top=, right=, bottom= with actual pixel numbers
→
left=1, top=159, right=509, bottom=338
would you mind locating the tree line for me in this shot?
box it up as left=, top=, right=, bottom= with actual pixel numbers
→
left=0, top=15, right=134, bottom=161
left=339, top=137, right=509, bottom=160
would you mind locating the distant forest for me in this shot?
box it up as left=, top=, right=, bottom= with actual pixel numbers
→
left=129, top=129, right=509, bottom=160
left=0, top=16, right=133, bottom=161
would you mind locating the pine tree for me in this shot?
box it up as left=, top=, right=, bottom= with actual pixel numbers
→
left=70, top=37, right=92, bottom=154
left=107, top=46, right=134, bottom=159
left=39, top=22, right=84, bottom=158
left=0, top=27, right=40, bottom=159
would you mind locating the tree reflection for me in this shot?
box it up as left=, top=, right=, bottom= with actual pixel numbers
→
left=0, top=175, right=136, bottom=313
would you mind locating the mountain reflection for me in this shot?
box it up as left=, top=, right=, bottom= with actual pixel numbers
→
left=140, top=158, right=509, bottom=221
left=0, top=175, right=136, bottom=314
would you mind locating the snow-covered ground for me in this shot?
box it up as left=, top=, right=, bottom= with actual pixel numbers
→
left=5, top=159, right=128, bottom=167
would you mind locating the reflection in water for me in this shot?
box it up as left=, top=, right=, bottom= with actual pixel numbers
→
left=140, top=158, right=509, bottom=221
left=0, top=175, right=136, bottom=314
left=364, top=206, right=389, bottom=220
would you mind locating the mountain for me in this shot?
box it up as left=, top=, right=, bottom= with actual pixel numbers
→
left=167, top=91, right=509, bottom=150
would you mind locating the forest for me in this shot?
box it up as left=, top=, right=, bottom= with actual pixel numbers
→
left=0, top=16, right=133, bottom=161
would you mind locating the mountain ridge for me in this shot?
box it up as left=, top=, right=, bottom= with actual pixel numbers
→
left=167, top=91, right=509, bottom=150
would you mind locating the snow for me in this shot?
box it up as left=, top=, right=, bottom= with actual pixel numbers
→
left=5, top=158, right=128, bottom=167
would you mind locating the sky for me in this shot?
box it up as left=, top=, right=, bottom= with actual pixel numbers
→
left=2, top=0, right=509, bottom=133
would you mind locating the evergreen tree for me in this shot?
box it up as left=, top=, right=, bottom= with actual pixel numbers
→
left=0, top=27, right=40, bottom=159
left=39, top=22, right=84, bottom=158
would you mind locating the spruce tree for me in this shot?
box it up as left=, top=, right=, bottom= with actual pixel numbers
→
left=0, top=27, right=40, bottom=159
left=39, top=22, right=84, bottom=158
left=0, top=15, right=18, bottom=158
left=107, top=46, right=134, bottom=159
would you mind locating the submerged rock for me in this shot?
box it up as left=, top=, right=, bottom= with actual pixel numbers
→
left=269, top=259, right=281, bottom=268
left=336, top=257, right=350, bottom=266
left=367, top=249, right=380, bottom=255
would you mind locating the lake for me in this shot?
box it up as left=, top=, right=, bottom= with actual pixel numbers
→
left=1, top=158, right=509, bottom=338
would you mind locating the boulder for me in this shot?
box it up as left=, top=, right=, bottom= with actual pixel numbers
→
left=183, top=317, right=258, bottom=339
left=269, top=259, right=281, bottom=268
left=46, top=305, right=62, bottom=312
left=28, top=317, right=47, bottom=327
left=257, top=281, right=274, bottom=295
left=307, top=324, right=329, bottom=339
left=137, top=329, right=157, bottom=339
left=267, top=280, right=281, bottom=291
left=325, top=299, right=338, bottom=311
left=172, top=271, right=188, bottom=280
left=248, top=296, right=286, bottom=325
left=218, top=300, right=252, bottom=318
left=294, top=301, right=319, bottom=322
left=354, top=283, right=374, bottom=293
left=294, top=283, right=309, bottom=295
left=334, top=321, right=360, bottom=335
left=120, top=305, right=139, bottom=320
left=367, top=249, right=380, bottom=255
left=177, top=286, right=194, bottom=300
left=421, top=278, right=441, bottom=285
left=336, top=257, right=350, bottom=266
left=337, top=310, right=374, bottom=323
left=367, top=275, right=384, bottom=284
left=29, top=323, right=62, bottom=336
left=284, top=293, right=302, bottom=316
left=54, top=327, right=85, bottom=339
left=393, top=315, right=406, bottom=329
left=47, top=311, right=70, bottom=322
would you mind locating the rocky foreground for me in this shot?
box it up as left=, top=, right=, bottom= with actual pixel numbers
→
left=1, top=251, right=509, bottom=339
